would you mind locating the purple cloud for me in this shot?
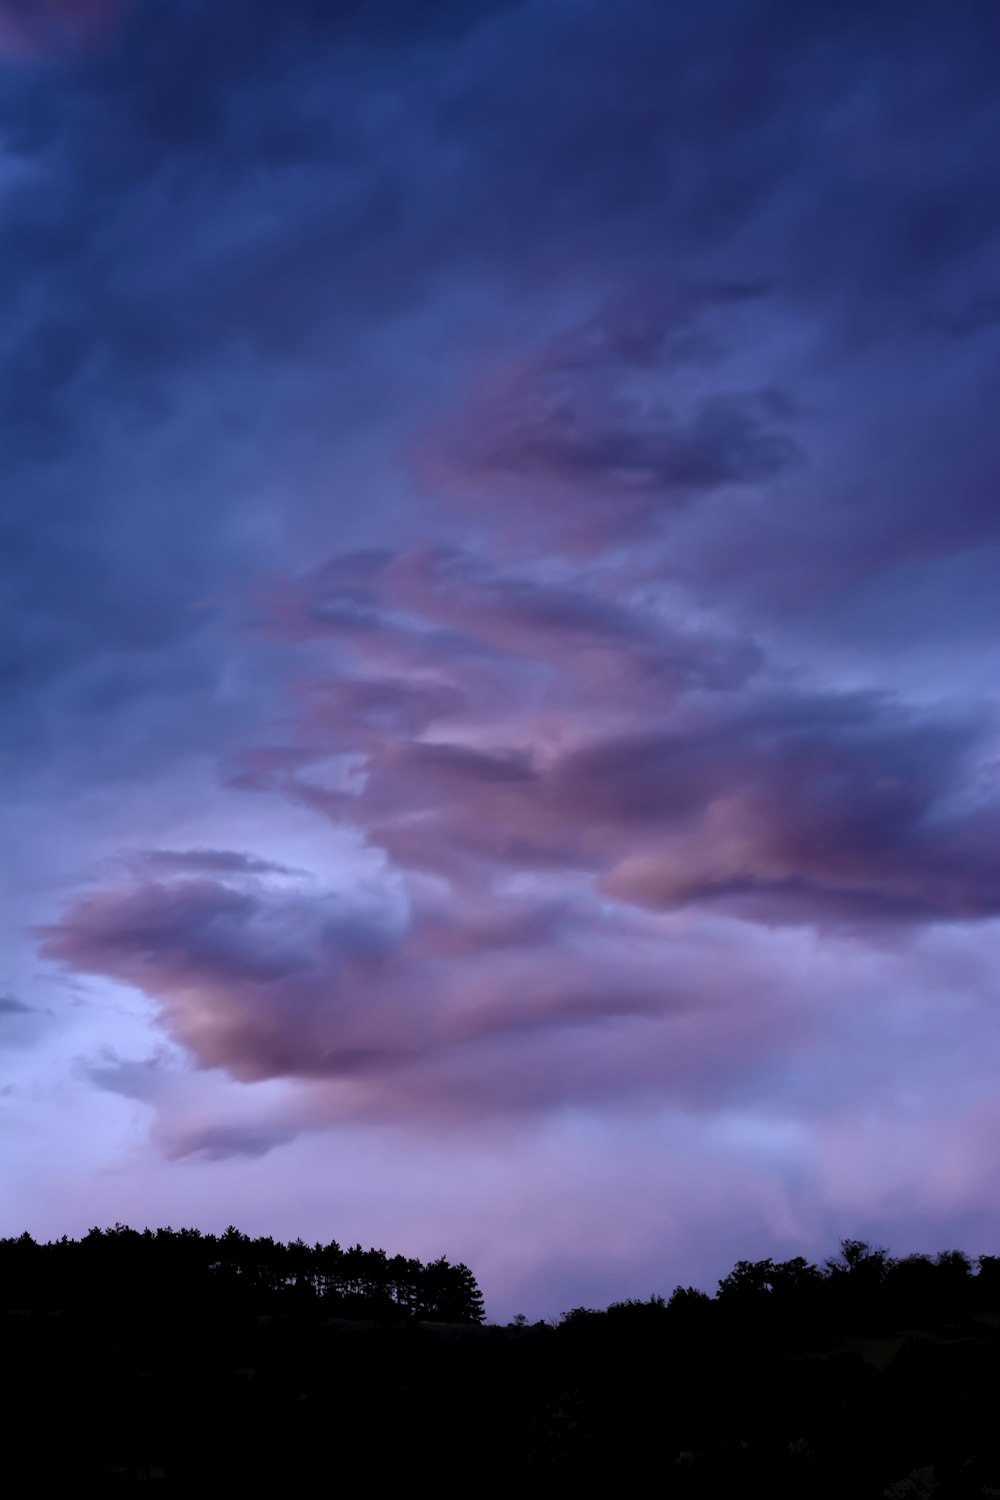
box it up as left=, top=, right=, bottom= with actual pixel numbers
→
left=416, top=303, right=800, bottom=554
left=236, top=547, right=1000, bottom=927
left=38, top=539, right=999, bottom=1130
left=42, top=865, right=808, bottom=1119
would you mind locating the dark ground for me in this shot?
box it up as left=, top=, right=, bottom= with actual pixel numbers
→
left=4, top=1232, right=999, bottom=1492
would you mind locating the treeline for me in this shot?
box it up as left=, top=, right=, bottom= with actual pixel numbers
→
left=3, top=1228, right=997, bottom=1333
left=0, top=1223, right=484, bottom=1324
left=3, top=1233, right=999, bottom=1490
left=557, top=1239, right=1000, bottom=1342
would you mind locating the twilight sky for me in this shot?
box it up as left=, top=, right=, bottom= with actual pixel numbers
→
left=2, top=0, right=999, bottom=1319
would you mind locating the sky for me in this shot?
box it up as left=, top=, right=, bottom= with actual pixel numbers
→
left=1, top=0, right=999, bottom=1320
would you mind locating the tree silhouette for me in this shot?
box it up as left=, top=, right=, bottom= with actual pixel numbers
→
left=0, top=1224, right=486, bottom=1323
left=3, top=1229, right=998, bottom=1489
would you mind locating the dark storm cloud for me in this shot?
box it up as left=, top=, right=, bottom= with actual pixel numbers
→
left=11, top=0, right=1000, bottom=388
left=4, top=0, right=524, bottom=771
left=5, top=0, right=998, bottom=745
left=1, top=0, right=516, bottom=440
left=5, top=0, right=996, bottom=458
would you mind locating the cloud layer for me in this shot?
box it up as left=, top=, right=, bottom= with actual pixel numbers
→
left=5, top=0, right=1000, bottom=1313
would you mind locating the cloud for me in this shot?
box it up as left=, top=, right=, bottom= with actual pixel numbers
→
left=0, top=989, right=47, bottom=1051
left=5, top=0, right=997, bottom=787
left=0, top=0, right=129, bottom=59
left=416, top=300, right=800, bottom=553
left=41, top=856, right=818, bottom=1120
left=129, top=848, right=306, bottom=878
left=245, top=547, right=1000, bottom=927
left=166, top=1121, right=300, bottom=1162
left=79, top=1043, right=309, bottom=1161
left=84, top=1047, right=176, bottom=1102
left=0, top=992, right=31, bottom=1016
left=38, top=532, right=1000, bottom=1124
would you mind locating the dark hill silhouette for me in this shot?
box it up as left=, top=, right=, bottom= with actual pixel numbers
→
left=3, top=1229, right=999, bottom=1492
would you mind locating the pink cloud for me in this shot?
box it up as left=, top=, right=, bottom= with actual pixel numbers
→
left=38, top=518, right=999, bottom=1161
left=412, top=295, right=798, bottom=556
left=41, top=861, right=814, bottom=1122
left=244, top=546, right=1000, bottom=923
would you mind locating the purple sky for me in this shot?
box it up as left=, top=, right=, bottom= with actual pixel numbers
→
left=2, top=0, right=999, bottom=1319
